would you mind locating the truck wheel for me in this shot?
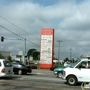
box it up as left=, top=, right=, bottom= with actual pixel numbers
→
left=57, top=72, right=62, bottom=78
left=67, top=76, right=77, bottom=86
left=18, top=70, right=22, bottom=75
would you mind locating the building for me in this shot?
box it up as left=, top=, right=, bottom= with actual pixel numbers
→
left=81, top=55, right=90, bottom=58
left=0, top=51, right=11, bottom=59
left=53, top=60, right=64, bottom=64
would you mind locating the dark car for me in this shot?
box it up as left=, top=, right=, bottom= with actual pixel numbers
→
left=12, top=61, right=32, bottom=75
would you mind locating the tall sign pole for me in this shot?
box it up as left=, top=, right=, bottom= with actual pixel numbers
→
left=40, top=28, right=54, bottom=69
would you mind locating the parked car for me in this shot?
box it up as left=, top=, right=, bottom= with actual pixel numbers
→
left=12, top=61, right=32, bottom=75
left=54, top=63, right=73, bottom=78
left=0, top=59, right=14, bottom=77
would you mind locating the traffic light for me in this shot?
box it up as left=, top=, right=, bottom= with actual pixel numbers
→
left=25, top=56, right=27, bottom=58
left=1, top=36, right=4, bottom=42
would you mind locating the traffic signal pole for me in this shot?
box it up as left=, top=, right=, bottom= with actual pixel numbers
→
left=1, top=36, right=27, bottom=65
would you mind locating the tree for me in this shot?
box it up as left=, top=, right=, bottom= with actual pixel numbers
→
left=27, top=48, right=37, bottom=59
left=33, top=51, right=40, bottom=60
left=7, top=56, right=12, bottom=62
left=64, top=57, right=69, bottom=62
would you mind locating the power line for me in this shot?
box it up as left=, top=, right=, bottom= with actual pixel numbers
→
left=0, top=24, right=39, bottom=46
left=0, top=15, right=40, bottom=40
left=62, top=39, right=90, bottom=42
left=0, top=25, right=23, bottom=39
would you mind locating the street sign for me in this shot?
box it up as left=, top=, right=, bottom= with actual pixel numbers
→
left=17, top=38, right=25, bottom=41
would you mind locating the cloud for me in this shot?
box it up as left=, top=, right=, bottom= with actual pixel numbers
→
left=58, top=0, right=90, bottom=30
left=0, top=0, right=90, bottom=59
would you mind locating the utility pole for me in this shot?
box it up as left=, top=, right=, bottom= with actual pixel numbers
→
left=70, top=48, right=72, bottom=61
left=25, top=38, right=26, bottom=54
left=24, top=38, right=27, bottom=65
left=57, top=40, right=62, bottom=66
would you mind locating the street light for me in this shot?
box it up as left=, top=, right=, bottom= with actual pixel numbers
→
left=57, top=40, right=62, bottom=66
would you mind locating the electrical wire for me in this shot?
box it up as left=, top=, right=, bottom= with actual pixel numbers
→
left=0, top=24, right=40, bottom=46
left=0, top=15, right=40, bottom=40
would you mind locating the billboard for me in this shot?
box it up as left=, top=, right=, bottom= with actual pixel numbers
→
left=40, top=28, right=54, bottom=69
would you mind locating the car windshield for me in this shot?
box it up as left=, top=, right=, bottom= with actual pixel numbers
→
left=12, top=61, right=26, bottom=67
left=3, top=61, right=12, bottom=67
left=19, top=63, right=26, bottom=67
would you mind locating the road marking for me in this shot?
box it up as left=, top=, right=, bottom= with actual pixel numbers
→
left=36, top=73, right=46, bottom=75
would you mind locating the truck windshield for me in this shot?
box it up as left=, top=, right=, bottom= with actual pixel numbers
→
left=65, top=63, right=74, bottom=67
left=69, top=60, right=81, bottom=68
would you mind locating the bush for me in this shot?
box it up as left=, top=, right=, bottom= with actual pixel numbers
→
left=50, top=66, right=58, bottom=71
left=31, top=65, right=38, bottom=69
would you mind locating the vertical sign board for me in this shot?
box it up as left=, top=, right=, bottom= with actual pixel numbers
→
left=40, top=28, right=54, bottom=69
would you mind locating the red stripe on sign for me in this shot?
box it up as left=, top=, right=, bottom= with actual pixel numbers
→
left=41, top=28, right=54, bottom=35
left=39, top=64, right=53, bottom=69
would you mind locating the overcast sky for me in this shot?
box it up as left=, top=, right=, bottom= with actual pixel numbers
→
left=0, top=0, right=90, bottom=60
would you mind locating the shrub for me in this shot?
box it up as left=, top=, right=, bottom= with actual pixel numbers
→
left=50, top=66, right=58, bottom=71
left=31, top=65, right=37, bottom=69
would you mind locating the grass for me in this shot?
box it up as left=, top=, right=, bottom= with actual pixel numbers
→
left=54, top=64, right=65, bottom=68
left=49, top=64, right=65, bottom=71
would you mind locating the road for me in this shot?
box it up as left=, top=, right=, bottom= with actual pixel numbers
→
left=0, top=69, right=82, bottom=90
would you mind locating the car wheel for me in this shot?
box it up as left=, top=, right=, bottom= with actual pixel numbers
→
left=67, top=76, right=77, bottom=86
left=57, top=72, right=62, bottom=78
left=18, top=70, right=22, bottom=75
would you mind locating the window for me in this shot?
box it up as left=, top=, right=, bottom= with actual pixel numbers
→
left=0, top=62, right=1, bottom=67
left=76, top=61, right=88, bottom=68
left=87, top=61, right=90, bottom=68
left=3, top=61, right=12, bottom=67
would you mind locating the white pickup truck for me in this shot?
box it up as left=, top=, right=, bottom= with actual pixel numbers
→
left=62, top=58, right=90, bottom=86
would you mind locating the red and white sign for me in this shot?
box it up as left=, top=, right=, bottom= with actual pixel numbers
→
left=40, top=28, right=54, bottom=69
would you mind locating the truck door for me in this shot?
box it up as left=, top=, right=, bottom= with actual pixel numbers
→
left=76, top=61, right=90, bottom=82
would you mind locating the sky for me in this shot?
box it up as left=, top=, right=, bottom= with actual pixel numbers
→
left=0, top=0, right=90, bottom=60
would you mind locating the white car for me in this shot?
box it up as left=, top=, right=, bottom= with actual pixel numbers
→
left=0, top=59, right=14, bottom=77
